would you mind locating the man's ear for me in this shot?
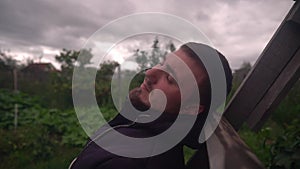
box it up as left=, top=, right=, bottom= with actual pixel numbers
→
left=182, top=105, right=205, bottom=115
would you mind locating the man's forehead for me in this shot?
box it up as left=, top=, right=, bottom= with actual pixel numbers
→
left=164, top=51, right=196, bottom=79
left=165, top=49, right=205, bottom=84
left=165, top=50, right=199, bottom=70
left=164, top=52, right=183, bottom=70
left=165, top=51, right=184, bottom=64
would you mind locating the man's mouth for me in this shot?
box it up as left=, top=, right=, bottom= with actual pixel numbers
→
left=128, top=87, right=150, bottom=111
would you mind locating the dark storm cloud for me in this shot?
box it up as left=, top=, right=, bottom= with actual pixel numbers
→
left=128, top=0, right=293, bottom=69
left=0, top=0, right=135, bottom=50
left=0, top=0, right=295, bottom=69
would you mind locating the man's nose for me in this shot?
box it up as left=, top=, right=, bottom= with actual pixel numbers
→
left=145, top=67, right=163, bottom=85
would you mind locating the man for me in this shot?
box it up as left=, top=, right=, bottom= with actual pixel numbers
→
left=69, top=42, right=233, bottom=169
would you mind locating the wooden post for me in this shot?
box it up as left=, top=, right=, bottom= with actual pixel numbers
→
left=224, top=1, right=300, bottom=131
left=13, top=68, right=18, bottom=131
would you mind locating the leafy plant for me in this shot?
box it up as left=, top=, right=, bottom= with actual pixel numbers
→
left=268, top=119, right=300, bottom=169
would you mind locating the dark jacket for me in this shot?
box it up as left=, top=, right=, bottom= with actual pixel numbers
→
left=68, top=104, right=205, bottom=169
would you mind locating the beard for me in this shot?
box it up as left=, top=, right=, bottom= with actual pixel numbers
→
left=128, top=87, right=150, bottom=111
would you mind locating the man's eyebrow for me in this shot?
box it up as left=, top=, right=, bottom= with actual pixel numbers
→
left=165, top=63, right=178, bottom=80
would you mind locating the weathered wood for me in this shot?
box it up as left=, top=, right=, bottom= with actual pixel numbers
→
left=224, top=1, right=300, bottom=131
left=247, top=49, right=300, bottom=131
left=288, top=0, right=300, bottom=24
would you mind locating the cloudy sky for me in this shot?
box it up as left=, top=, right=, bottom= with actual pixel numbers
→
left=0, top=0, right=294, bottom=70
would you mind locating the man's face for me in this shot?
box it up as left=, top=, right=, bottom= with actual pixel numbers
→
left=129, top=48, right=205, bottom=114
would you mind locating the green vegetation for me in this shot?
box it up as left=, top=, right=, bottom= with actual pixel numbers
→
left=239, top=82, right=300, bottom=169
left=0, top=89, right=118, bottom=168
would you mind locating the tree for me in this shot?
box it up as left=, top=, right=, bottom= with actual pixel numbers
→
left=0, top=51, right=19, bottom=70
left=95, top=61, right=119, bottom=106
left=135, top=50, right=148, bottom=70
left=55, top=49, right=79, bottom=70
left=227, top=62, right=252, bottom=101
left=232, top=62, right=252, bottom=86
left=54, top=49, right=77, bottom=107
left=134, top=38, right=176, bottom=71
left=54, top=48, right=120, bottom=108
left=0, top=51, right=22, bottom=90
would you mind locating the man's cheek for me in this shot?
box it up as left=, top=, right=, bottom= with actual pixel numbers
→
left=145, top=89, right=170, bottom=113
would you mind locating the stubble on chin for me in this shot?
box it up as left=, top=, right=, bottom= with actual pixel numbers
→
left=129, top=87, right=150, bottom=111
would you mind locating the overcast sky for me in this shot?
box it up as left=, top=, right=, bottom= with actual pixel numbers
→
left=0, top=0, right=294, bottom=70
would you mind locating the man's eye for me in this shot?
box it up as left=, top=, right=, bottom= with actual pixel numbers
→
left=167, top=75, right=174, bottom=83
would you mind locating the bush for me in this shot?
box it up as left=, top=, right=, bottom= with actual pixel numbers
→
left=239, top=119, right=300, bottom=169
left=268, top=119, right=300, bottom=169
left=0, top=89, right=118, bottom=168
